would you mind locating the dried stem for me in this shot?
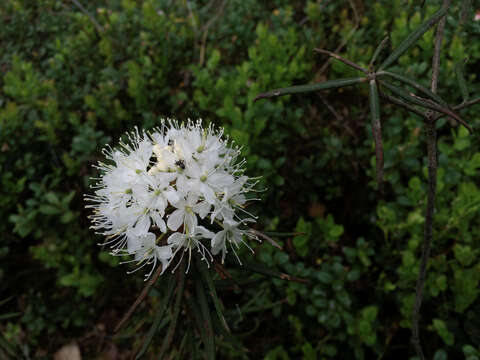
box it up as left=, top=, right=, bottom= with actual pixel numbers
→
left=453, top=97, right=480, bottom=111
left=114, top=265, right=163, bottom=333
left=411, top=1, right=449, bottom=358
left=314, top=48, right=368, bottom=74
left=318, top=0, right=359, bottom=75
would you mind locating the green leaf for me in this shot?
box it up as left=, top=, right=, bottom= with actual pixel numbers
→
left=242, top=261, right=306, bottom=283
left=433, top=349, right=448, bottom=360
left=329, top=225, right=344, bottom=238
left=315, top=271, right=333, bottom=284
left=157, top=261, right=186, bottom=359
left=194, top=269, right=215, bottom=360
left=369, top=79, right=384, bottom=192
left=195, top=260, right=230, bottom=333
left=455, top=59, right=469, bottom=101
left=379, top=5, right=449, bottom=70
left=254, top=77, right=367, bottom=101
left=0, top=312, right=21, bottom=321
left=135, top=276, right=176, bottom=359
left=432, top=318, right=454, bottom=346
left=381, top=81, right=472, bottom=132
left=378, top=70, right=448, bottom=105
left=369, top=36, right=389, bottom=68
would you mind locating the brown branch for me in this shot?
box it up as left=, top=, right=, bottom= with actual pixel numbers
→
left=454, top=97, right=480, bottom=111
left=317, top=93, right=358, bottom=139
left=412, top=1, right=450, bottom=359
left=70, top=0, right=104, bottom=33
left=314, top=48, right=368, bottom=74
left=250, top=229, right=283, bottom=250
left=114, top=265, right=163, bottom=333
left=430, top=1, right=449, bottom=94
left=318, top=0, right=360, bottom=75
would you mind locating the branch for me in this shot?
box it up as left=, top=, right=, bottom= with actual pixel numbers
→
left=318, top=0, right=359, bottom=75
left=114, top=265, right=163, bottom=333
left=454, top=97, right=480, bottom=111
left=314, top=48, right=368, bottom=74
left=71, top=0, right=104, bottom=33
left=412, top=2, right=450, bottom=359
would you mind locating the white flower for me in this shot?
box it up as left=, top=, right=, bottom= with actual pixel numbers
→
left=211, top=220, right=255, bottom=264
left=167, top=193, right=198, bottom=232
left=86, top=120, right=260, bottom=279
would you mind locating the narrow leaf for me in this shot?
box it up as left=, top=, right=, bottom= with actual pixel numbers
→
left=186, top=294, right=209, bottom=348
left=0, top=335, right=18, bottom=358
left=381, top=81, right=472, bottom=132
left=135, top=276, right=176, bottom=359
left=455, top=59, right=469, bottom=102
left=261, top=231, right=305, bottom=237
left=368, top=80, right=384, bottom=194
left=0, top=312, right=21, bottom=321
left=378, top=70, right=448, bottom=105
left=254, top=77, right=367, bottom=102
left=0, top=297, right=13, bottom=307
left=196, top=260, right=230, bottom=333
left=157, top=260, right=187, bottom=359
left=379, top=5, right=449, bottom=70
left=242, top=261, right=309, bottom=284
left=379, top=91, right=426, bottom=118
left=369, top=36, right=389, bottom=68
left=195, top=270, right=216, bottom=360
left=249, top=229, right=282, bottom=249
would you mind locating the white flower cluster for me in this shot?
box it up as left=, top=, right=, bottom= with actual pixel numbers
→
left=86, top=120, right=259, bottom=279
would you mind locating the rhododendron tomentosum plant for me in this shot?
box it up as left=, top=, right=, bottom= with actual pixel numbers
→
left=85, top=120, right=259, bottom=279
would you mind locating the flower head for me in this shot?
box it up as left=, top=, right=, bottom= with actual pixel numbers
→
left=86, top=119, right=259, bottom=279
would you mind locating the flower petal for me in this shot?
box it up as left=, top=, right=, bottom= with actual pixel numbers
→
left=167, top=209, right=184, bottom=231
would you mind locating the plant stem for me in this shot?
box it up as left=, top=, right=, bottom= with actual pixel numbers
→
left=411, top=1, right=449, bottom=358
left=412, top=118, right=437, bottom=360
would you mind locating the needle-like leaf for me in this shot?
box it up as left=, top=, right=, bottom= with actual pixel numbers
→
left=196, top=259, right=230, bottom=333
left=135, top=276, right=176, bottom=359
left=242, top=261, right=309, bottom=284
left=379, top=5, right=449, bottom=70
left=157, top=260, right=187, bottom=359
left=195, top=270, right=216, bottom=360
left=368, top=79, right=384, bottom=194
left=379, top=91, right=427, bottom=119
left=369, top=36, right=389, bottom=68
left=455, top=59, right=469, bottom=102
left=381, top=81, right=472, bottom=132
left=377, top=70, right=447, bottom=106
left=254, top=77, right=367, bottom=102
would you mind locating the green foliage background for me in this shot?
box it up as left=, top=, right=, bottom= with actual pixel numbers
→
left=1, top=0, right=479, bottom=358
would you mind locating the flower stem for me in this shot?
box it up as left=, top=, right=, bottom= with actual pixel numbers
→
left=411, top=1, right=449, bottom=358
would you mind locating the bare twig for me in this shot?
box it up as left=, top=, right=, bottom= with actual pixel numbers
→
left=430, top=2, right=449, bottom=94
left=249, top=229, right=283, bottom=250
left=71, top=0, right=104, bottom=33
left=411, top=1, right=450, bottom=359
left=114, top=265, right=163, bottom=333
left=317, top=93, right=358, bottom=139
left=318, top=0, right=359, bottom=75
left=453, top=97, right=480, bottom=111
left=314, top=48, right=368, bottom=74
